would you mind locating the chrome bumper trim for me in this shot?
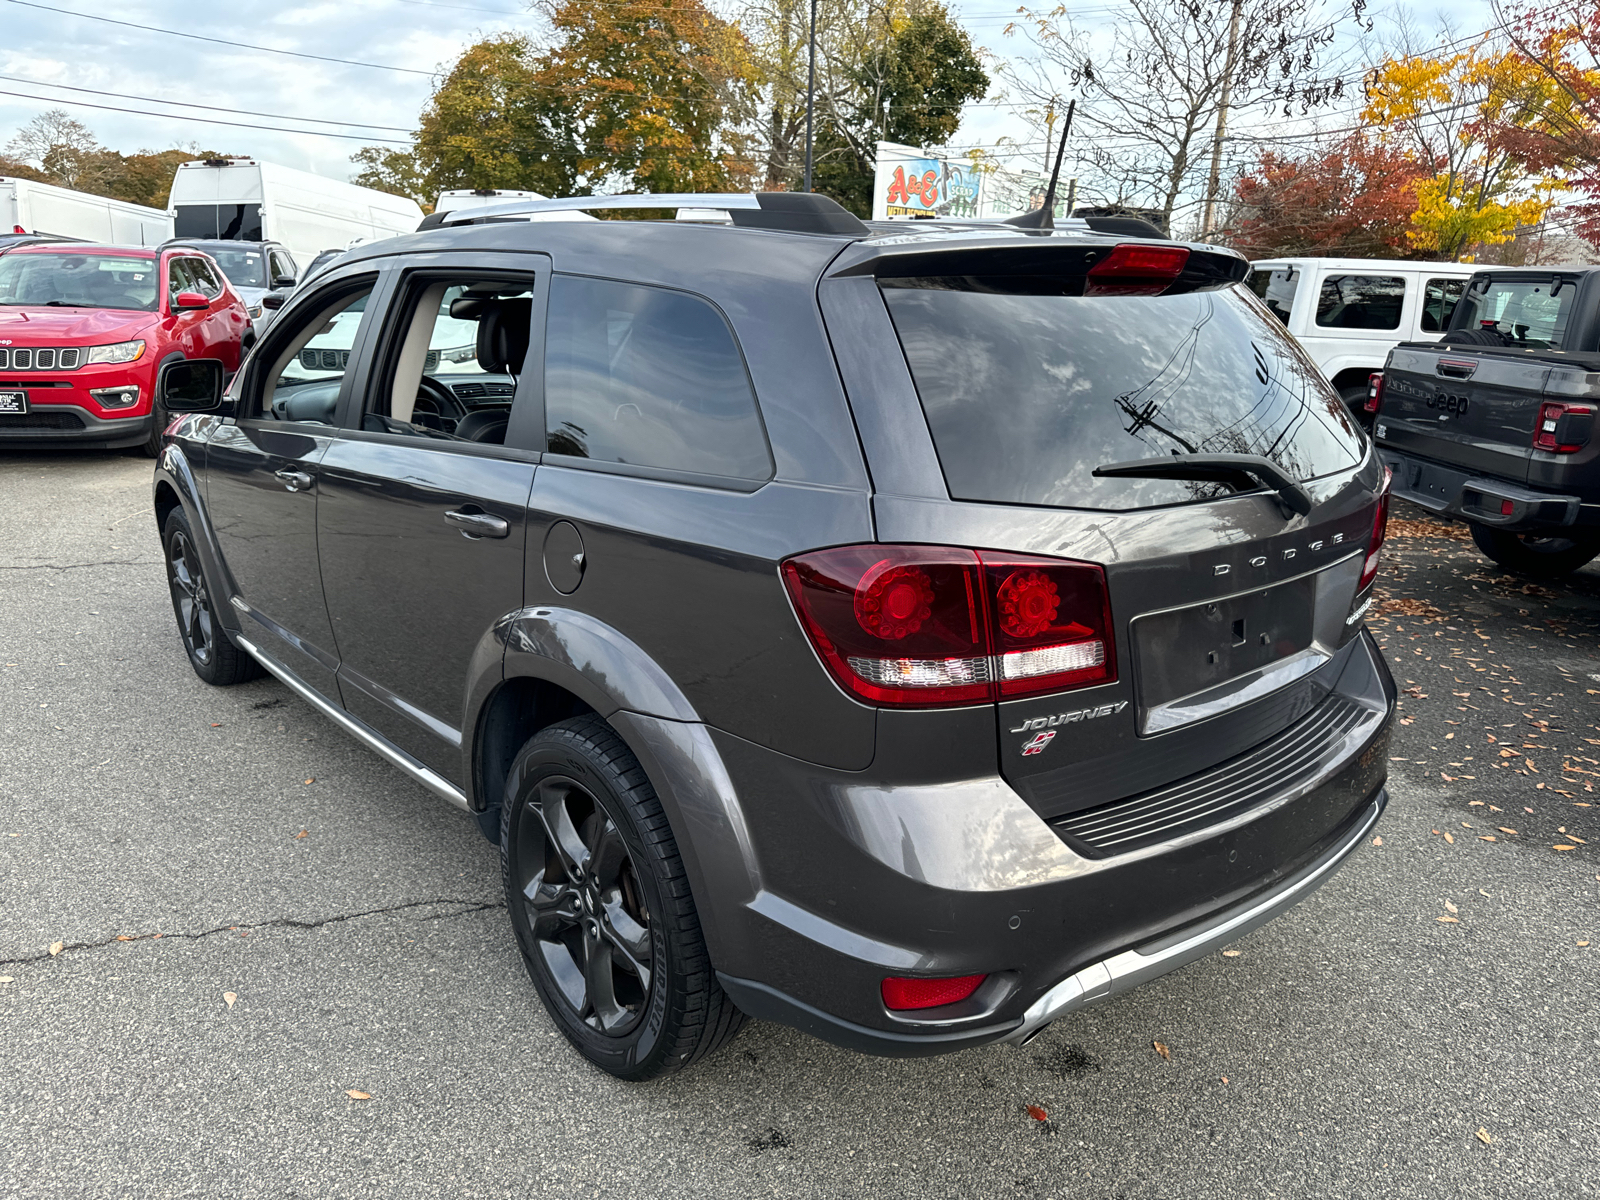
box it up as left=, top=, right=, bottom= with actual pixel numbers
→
left=234, top=634, right=471, bottom=812
left=1005, top=790, right=1386, bottom=1045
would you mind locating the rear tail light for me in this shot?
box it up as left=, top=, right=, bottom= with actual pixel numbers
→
left=882, top=974, right=987, bottom=1011
left=1358, top=469, right=1392, bottom=593
left=1533, top=401, right=1594, bottom=453
left=1364, top=371, right=1384, bottom=414
left=781, top=545, right=1115, bottom=708
left=1084, top=243, right=1190, bottom=296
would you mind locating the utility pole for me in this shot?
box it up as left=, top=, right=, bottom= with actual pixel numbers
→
left=803, top=0, right=818, bottom=192
left=1201, top=0, right=1243, bottom=239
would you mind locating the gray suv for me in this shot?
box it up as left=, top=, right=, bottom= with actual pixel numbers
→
left=150, top=193, right=1395, bottom=1079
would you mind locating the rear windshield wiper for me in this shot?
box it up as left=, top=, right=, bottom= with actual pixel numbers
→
left=1093, top=453, right=1313, bottom=518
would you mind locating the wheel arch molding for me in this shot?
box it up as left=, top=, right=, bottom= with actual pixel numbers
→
left=152, top=443, right=242, bottom=640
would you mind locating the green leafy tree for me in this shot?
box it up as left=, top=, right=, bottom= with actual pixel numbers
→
left=351, top=146, right=435, bottom=208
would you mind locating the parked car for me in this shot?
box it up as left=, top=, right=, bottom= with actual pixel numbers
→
left=0, top=231, right=83, bottom=253
left=2, top=175, right=171, bottom=246
left=1248, top=257, right=1495, bottom=425
left=149, top=192, right=1395, bottom=1079
left=1374, top=266, right=1600, bottom=576
left=0, top=243, right=251, bottom=454
left=161, top=237, right=297, bottom=336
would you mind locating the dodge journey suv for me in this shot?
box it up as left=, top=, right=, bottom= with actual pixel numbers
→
left=150, top=192, right=1395, bottom=1079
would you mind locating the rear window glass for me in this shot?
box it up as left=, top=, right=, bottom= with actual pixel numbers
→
left=544, top=275, right=772, bottom=482
left=1315, top=274, right=1405, bottom=330
left=881, top=280, right=1363, bottom=511
left=173, top=203, right=264, bottom=242
left=1421, top=277, right=1465, bottom=333
left=1248, top=267, right=1297, bottom=324
left=1454, top=277, right=1573, bottom=349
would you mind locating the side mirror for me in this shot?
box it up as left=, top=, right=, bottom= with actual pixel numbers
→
left=272, top=275, right=296, bottom=289
left=261, top=292, right=287, bottom=311
left=173, top=290, right=209, bottom=310
left=158, top=359, right=228, bottom=413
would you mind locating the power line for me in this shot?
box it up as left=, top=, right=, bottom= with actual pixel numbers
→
left=1, top=0, right=437, bottom=77
left=0, top=73, right=413, bottom=132
left=0, top=87, right=413, bottom=143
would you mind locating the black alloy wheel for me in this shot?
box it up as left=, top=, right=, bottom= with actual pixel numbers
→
left=502, top=716, right=743, bottom=1079
left=161, top=507, right=263, bottom=686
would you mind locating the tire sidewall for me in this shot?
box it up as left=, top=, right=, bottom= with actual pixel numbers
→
left=502, top=733, right=675, bottom=1078
left=1471, top=522, right=1600, bottom=578
left=161, top=506, right=222, bottom=684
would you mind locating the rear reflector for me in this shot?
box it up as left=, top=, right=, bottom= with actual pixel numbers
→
left=1365, top=371, right=1384, bottom=414
left=782, top=545, right=1115, bottom=708
left=882, top=974, right=987, bottom=1011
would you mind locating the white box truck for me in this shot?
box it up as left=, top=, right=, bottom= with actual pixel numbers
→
left=0, top=177, right=172, bottom=245
left=168, top=158, right=424, bottom=268
left=1245, top=256, right=1499, bottom=425
left=434, top=188, right=547, bottom=217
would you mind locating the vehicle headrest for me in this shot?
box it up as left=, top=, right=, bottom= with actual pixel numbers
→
left=474, top=298, right=532, bottom=375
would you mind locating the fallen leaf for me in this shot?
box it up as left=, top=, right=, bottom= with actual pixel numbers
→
left=1153, top=1040, right=1172, bottom=1060
left=1555, top=845, right=1577, bottom=851
left=1437, top=916, right=1460, bottom=923
left=1579, top=941, right=1591, bottom=948
left=48, top=942, right=63, bottom=956
left=345, top=1089, right=372, bottom=1101
left=0, top=976, right=13, bottom=983
left=1498, top=827, right=1518, bottom=835
left=1221, top=1076, right=1229, bottom=1083
left=1445, top=901, right=1458, bottom=913
left=223, top=992, right=236, bottom=1009
left=115, top=935, right=133, bottom=941
left=1480, top=835, right=1497, bottom=842
left=1222, top=949, right=1242, bottom=958
left=1372, top=836, right=1383, bottom=846
left=294, top=830, right=308, bottom=839
left=1475, top=1127, right=1492, bottom=1145
left=210, top=723, right=222, bottom=728
left=1479, top=889, right=1492, bottom=897
left=303, top=778, right=315, bottom=785
left=1500, top=749, right=1519, bottom=758
left=1025, top=1104, right=1048, bottom=1121
left=1444, top=832, right=1455, bottom=844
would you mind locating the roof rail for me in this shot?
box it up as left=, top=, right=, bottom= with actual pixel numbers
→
left=433, top=191, right=869, bottom=237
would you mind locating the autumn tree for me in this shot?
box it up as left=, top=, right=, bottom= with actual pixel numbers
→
left=351, top=146, right=434, bottom=208
left=5, top=110, right=104, bottom=189
left=1489, top=0, right=1600, bottom=246
left=1363, top=44, right=1559, bottom=259
left=1224, top=133, right=1429, bottom=257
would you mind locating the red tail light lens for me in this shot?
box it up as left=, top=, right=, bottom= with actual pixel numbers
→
left=782, top=545, right=1115, bottom=708
left=1358, top=470, right=1391, bottom=593
left=882, top=974, right=986, bottom=1011
left=1084, top=243, right=1190, bottom=296
left=1533, top=401, right=1594, bottom=453
left=1364, top=371, right=1384, bottom=414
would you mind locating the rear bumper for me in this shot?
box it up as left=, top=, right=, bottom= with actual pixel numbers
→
left=0, top=403, right=153, bottom=449
left=696, top=630, right=1395, bottom=1057
left=1379, top=448, right=1596, bottom=531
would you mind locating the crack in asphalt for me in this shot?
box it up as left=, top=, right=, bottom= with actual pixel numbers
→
left=0, top=897, right=506, bottom=966
left=0, top=559, right=157, bottom=572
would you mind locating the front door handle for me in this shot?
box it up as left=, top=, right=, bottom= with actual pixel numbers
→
left=274, top=469, right=313, bottom=492
left=445, top=509, right=510, bottom=539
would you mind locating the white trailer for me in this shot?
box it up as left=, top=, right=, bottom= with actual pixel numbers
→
left=434, top=189, right=546, bottom=217
left=168, top=158, right=424, bottom=268
left=0, top=177, right=172, bottom=245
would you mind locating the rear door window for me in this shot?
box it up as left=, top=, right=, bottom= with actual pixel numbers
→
left=1248, top=267, right=1297, bottom=325
left=1454, top=276, right=1574, bottom=349
left=1420, top=277, right=1465, bottom=332
left=543, top=275, right=772, bottom=483
left=881, top=279, right=1362, bottom=511
left=1314, top=274, right=1405, bottom=330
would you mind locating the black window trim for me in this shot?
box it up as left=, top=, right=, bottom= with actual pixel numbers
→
left=541, top=269, right=776, bottom=492
left=351, top=251, right=551, bottom=461
left=230, top=263, right=389, bottom=429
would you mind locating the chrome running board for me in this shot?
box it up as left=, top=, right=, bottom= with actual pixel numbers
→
left=234, top=634, right=470, bottom=812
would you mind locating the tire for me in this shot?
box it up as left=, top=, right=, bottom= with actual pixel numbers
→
left=161, top=506, right=264, bottom=685
left=1470, top=522, right=1600, bottom=578
left=501, top=715, right=744, bottom=1080
left=140, top=395, right=168, bottom=458
left=1338, top=385, right=1372, bottom=431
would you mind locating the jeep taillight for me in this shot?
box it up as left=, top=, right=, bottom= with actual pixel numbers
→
left=1533, top=401, right=1593, bottom=453
left=781, top=545, right=1115, bottom=708
left=1365, top=371, right=1384, bottom=414
left=1358, top=469, right=1392, bottom=593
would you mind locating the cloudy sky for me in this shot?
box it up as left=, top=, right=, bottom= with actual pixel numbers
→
left=0, top=0, right=1497, bottom=194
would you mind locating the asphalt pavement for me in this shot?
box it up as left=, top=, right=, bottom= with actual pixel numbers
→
left=2, top=450, right=1597, bottom=1199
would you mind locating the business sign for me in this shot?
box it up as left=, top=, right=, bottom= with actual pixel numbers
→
left=872, top=142, right=1069, bottom=222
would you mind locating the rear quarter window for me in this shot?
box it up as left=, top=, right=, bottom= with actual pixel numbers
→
left=1454, top=277, right=1574, bottom=349
left=882, top=278, right=1363, bottom=511
left=1314, top=274, right=1405, bottom=330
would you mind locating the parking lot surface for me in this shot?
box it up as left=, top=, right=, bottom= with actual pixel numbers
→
left=2, top=451, right=1598, bottom=1199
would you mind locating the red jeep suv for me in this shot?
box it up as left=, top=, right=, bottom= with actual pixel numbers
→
left=0, top=243, right=251, bottom=454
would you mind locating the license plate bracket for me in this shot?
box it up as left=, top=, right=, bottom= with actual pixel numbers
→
left=0, top=390, right=27, bottom=414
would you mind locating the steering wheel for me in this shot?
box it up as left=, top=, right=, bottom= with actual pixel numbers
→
left=413, top=375, right=459, bottom=431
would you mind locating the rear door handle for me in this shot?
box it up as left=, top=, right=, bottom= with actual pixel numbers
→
left=445, top=509, right=510, bottom=539
left=274, top=469, right=313, bottom=492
